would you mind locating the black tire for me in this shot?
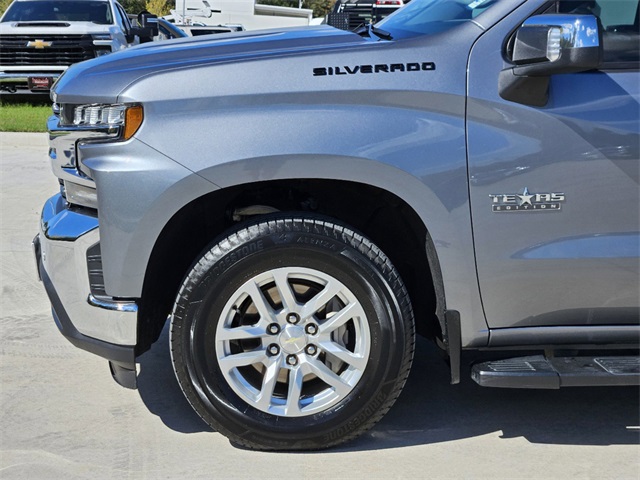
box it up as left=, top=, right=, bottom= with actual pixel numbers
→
left=170, top=215, right=415, bottom=450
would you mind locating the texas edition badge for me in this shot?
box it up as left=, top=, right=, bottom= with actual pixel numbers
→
left=489, top=188, right=565, bottom=212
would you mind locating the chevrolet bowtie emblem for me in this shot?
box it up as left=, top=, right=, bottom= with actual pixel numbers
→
left=27, top=39, right=52, bottom=49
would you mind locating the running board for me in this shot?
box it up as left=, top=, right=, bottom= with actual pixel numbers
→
left=471, top=355, right=639, bottom=389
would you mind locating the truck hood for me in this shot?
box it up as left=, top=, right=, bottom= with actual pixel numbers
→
left=52, top=25, right=367, bottom=103
left=0, top=21, right=113, bottom=35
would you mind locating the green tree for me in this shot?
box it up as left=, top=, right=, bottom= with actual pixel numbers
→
left=260, top=0, right=296, bottom=7
left=0, top=0, right=15, bottom=17
left=309, top=0, right=336, bottom=17
left=145, top=0, right=171, bottom=16
left=119, top=0, right=147, bottom=15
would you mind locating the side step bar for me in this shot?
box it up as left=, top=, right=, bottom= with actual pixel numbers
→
left=472, top=355, right=639, bottom=389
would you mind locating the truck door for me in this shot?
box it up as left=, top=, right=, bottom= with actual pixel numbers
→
left=467, top=1, right=639, bottom=337
left=113, top=2, right=137, bottom=47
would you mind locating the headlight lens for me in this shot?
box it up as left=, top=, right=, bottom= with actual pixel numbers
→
left=73, top=104, right=143, bottom=140
left=74, top=104, right=125, bottom=125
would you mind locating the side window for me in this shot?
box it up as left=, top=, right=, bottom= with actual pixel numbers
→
left=558, top=0, right=639, bottom=66
left=118, top=5, right=132, bottom=31
left=113, top=4, right=131, bottom=34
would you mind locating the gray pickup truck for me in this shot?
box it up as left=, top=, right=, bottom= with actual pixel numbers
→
left=34, top=0, right=639, bottom=450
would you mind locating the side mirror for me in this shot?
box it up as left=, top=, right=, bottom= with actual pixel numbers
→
left=499, top=14, right=603, bottom=106
left=132, top=11, right=159, bottom=43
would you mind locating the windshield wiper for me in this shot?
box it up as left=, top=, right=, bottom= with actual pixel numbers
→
left=355, top=23, right=393, bottom=40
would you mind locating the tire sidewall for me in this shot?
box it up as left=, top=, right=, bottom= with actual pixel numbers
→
left=171, top=217, right=410, bottom=449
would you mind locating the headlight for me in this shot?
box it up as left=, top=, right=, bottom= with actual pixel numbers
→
left=74, top=104, right=124, bottom=125
left=73, top=104, right=144, bottom=140
left=94, top=48, right=112, bottom=57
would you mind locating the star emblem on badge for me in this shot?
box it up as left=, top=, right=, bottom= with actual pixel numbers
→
left=517, top=187, right=534, bottom=206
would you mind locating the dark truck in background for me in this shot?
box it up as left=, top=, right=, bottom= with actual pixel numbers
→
left=35, top=0, right=639, bottom=450
left=327, top=0, right=408, bottom=31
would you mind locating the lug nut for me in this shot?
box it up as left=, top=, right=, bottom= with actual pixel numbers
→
left=305, top=344, right=317, bottom=356
left=286, top=313, right=300, bottom=324
left=268, top=344, right=280, bottom=356
left=267, top=323, right=280, bottom=335
left=286, top=355, right=298, bottom=366
left=305, top=323, right=318, bottom=335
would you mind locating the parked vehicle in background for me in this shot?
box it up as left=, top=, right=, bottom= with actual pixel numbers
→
left=35, top=0, right=639, bottom=451
left=156, top=18, right=189, bottom=40
left=0, top=0, right=157, bottom=94
left=327, top=0, right=406, bottom=31
left=128, top=14, right=188, bottom=41
left=176, top=23, right=244, bottom=36
left=167, top=0, right=313, bottom=31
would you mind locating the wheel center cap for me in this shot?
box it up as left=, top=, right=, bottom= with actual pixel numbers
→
left=279, top=325, right=307, bottom=354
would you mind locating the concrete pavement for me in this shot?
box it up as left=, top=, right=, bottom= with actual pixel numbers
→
left=1, top=132, right=638, bottom=479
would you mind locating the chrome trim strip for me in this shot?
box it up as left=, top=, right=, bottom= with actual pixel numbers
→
left=48, top=114, right=120, bottom=189
left=0, top=66, right=66, bottom=72
left=88, top=294, right=138, bottom=313
left=0, top=72, right=61, bottom=84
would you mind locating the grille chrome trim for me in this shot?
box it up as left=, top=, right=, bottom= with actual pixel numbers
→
left=48, top=113, right=120, bottom=190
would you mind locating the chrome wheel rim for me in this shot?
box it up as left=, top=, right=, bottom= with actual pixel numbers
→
left=215, top=266, right=370, bottom=417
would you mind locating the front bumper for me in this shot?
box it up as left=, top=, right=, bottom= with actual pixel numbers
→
left=35, top=193, right=138, bottom=387
left=0, top=72, right=60, bottom=93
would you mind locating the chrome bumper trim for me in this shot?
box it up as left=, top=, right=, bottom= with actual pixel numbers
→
left=0, top=72, right=62, bottom=93
left=0, top=72, right=61, bottom=83
left=88, top=294, right=138, bottom=313
left=41, top=193, right=98, bottom=241
left=38, top=193, right=138, bottom=346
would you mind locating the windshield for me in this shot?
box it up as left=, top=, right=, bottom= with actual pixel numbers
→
left=377, top=0, right=503, bottom=38
left=2, top=1, right=114, bottom=24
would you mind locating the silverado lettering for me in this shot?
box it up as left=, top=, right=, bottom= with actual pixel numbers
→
left=313, top=62, right=436, bottom=76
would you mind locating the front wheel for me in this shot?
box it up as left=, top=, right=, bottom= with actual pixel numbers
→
left=170, top=215, right=415, bottom=450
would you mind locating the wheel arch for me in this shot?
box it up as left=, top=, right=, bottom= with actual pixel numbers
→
left=136, top=169, right=449, bottom=357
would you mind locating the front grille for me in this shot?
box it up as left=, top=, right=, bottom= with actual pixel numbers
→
left=0, top=34, right=97, bottom=66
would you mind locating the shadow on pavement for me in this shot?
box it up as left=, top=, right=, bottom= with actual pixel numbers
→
left=137, top=326, right=640, bottom=450
left=343, top=337, right=640, bottom=452
left=136, top=324, right=214, bottom=434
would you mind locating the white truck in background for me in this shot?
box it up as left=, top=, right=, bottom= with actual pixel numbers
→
left=168, top=0, right=313, bottom=31
left=0, top=0, right=156, bottom=94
